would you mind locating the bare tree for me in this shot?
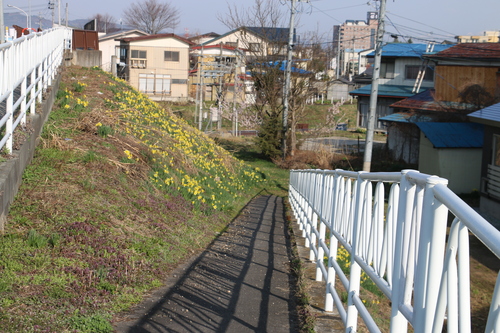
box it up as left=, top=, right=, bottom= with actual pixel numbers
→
left=217, top=0, right=288, bottom=30
left=91, top=13, right=118, bottom=33
left=123, top=0, right=180, bottom=34
left=217, top=0, right=321, bottom=158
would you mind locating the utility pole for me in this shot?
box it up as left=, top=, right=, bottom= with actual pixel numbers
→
left=232, top=42, right=240, bottom=137
left=48, top=1, right=54, bottom=28
left=218, top=43, right=223, bottom=130
left=197, top=46, right=204, bottom=131
left=58, top=0, right=61, bottom=25
left=282, top=0, right=297, bottom=158
left=363, top=0, right=386, bottom=172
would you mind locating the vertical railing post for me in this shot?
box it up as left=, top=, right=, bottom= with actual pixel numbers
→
left=390, top=170, right=416, bottom=332
left=316, top=170, right=327, bottom=281
left=309, top=171, right=319, bottom=261
left=325, top=171, right=342, bottom=312
left=30, top=67, right=36, bottom=114
left=345, top=172, right=366, bottom=332
left=413, top=176, right=448, bottom=332
left=21, top=75, right=27, bottom=125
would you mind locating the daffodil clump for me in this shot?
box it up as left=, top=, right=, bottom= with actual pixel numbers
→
left=336, top=245, right=382, bottom=306
left=104, top=76, right=264, bottom=212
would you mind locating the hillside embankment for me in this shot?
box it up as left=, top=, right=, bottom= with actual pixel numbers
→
left=0, top=66, right=269, bottom=332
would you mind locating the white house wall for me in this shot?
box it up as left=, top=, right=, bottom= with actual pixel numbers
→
left=126, top=38, right=190, bottom=101
left=418, top=133, right=481, bottom=194
left=100, top=32, right=145, bottom=72
left=379, top=58, right=436, bottom=88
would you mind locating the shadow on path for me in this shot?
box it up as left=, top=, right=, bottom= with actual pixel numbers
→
left=114, top=195, right=298, bottom=333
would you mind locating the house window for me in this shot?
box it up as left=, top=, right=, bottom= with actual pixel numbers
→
left=225, top=42, right=237, bottom=48
left=130, top=50, right=147, bottom=68
left=131, top=50, right=147, bottom=59
left=139, top=73, right=171, bottom=94
left=164, top=51, right=180, bottom=62
left=493, top=135, right=500, bottom=167
left=249, top=43, right=261, bottom=52
left=172, top=79, right=187, bottom=84
left=120, top=48, right=127, bottom=62
left=405, top=65, right=434, bottom=81
left=380, top=60, right=395, bottom=79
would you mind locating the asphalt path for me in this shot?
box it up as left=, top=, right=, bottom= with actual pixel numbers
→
left=114, top=195, right=299, bottom=333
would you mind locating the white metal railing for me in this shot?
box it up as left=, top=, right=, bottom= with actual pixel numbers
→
left=289, top=169, right=500, bottom=333
left=0, top=28, right=72, bottom=153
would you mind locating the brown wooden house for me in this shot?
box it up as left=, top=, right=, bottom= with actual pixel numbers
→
left=424, top=43, right=500, bottom=106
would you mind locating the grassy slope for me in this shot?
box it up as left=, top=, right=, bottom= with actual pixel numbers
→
left=0, top=66, right=279, bottom=332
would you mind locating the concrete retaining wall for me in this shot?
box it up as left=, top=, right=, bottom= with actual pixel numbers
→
left=70, top=50, right=102, bottom=68
left=0, top=73, right=61, bottom=231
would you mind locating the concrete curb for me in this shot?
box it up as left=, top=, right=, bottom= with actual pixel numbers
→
left=0, top=73, right=61, bottom=231
left=290, top=214, right=345, bottom=333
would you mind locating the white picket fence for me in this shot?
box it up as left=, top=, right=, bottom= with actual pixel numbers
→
left=0, top=28, right=72, bottom=152
left=289, top=169, right=500, bottom=333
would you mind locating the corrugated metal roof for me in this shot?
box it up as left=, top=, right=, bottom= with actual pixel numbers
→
left=367, top=43, right=455, bottom=58
left=349, top=84, right=417, bottom=98
left=468, top=103, right=500, bottom=127
left=119, top=33, right=194, bottom=45
left=426, top=43, right=500, bottom=59
left=390, top=89, right=472, bottom=112
left=202, top=26, right=293, bottom=46
left=379, top=112, right=432, bottom=123
left=416, top=122, right=484, bottom=148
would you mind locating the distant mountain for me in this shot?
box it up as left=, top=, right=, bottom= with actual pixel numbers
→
left=4, top=13, right=128, bottom=32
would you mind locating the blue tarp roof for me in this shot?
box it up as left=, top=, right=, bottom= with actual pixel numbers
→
left=416, top=122, right=484, bottom=148
left=251, top=60, right=311, bottom=74
left=349, top=84, right=418, bottom=98
left=366, top=43, right=455, bottom=58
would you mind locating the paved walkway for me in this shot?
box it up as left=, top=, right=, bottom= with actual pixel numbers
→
left=114, top=195, right=299, bottom=332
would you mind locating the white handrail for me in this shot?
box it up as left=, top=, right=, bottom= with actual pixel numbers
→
left=289, top=169, right=500, bottom=333
left=0, top=28, right=72, bottom=153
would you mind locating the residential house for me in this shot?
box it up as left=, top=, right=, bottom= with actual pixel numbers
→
left=380, top=88, right=471, bottom=163
left=117, top=33, right=194, bottom=101
left=188, top=32, right=220, bottom=45
left=99, top=29, right=148, bottom=73
left=379, top=43, right=500, bottom=164
left=327, top=77, right=356, bottom=102
left=424, top=43, right=500, bottom=104
left=469, top=103, right=500, bottom=217
left=201, top=26, right=293, bottom=60
left=349, top=43, right=455, bottom=130
left=455, top=31, right=500, bottom=43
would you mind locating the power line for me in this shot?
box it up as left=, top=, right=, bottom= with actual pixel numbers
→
left=386, top=11, right=457, bottom=37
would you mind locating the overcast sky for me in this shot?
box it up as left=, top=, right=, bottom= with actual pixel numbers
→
left=5, top=0, right=500, bottom=44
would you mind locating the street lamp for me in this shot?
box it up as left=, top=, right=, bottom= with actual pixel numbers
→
left=7, top=4, right=29, bottom=30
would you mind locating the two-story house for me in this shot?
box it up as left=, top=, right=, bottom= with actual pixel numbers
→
left=117, top=33, right=194, bottom=101
left=98, top=29, right=148, bottom=73
left=349, top=43, right=454, bottom=130
left=200, top=26, right=293, bottom=61
left=382, top=43, right=500, bottom=194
